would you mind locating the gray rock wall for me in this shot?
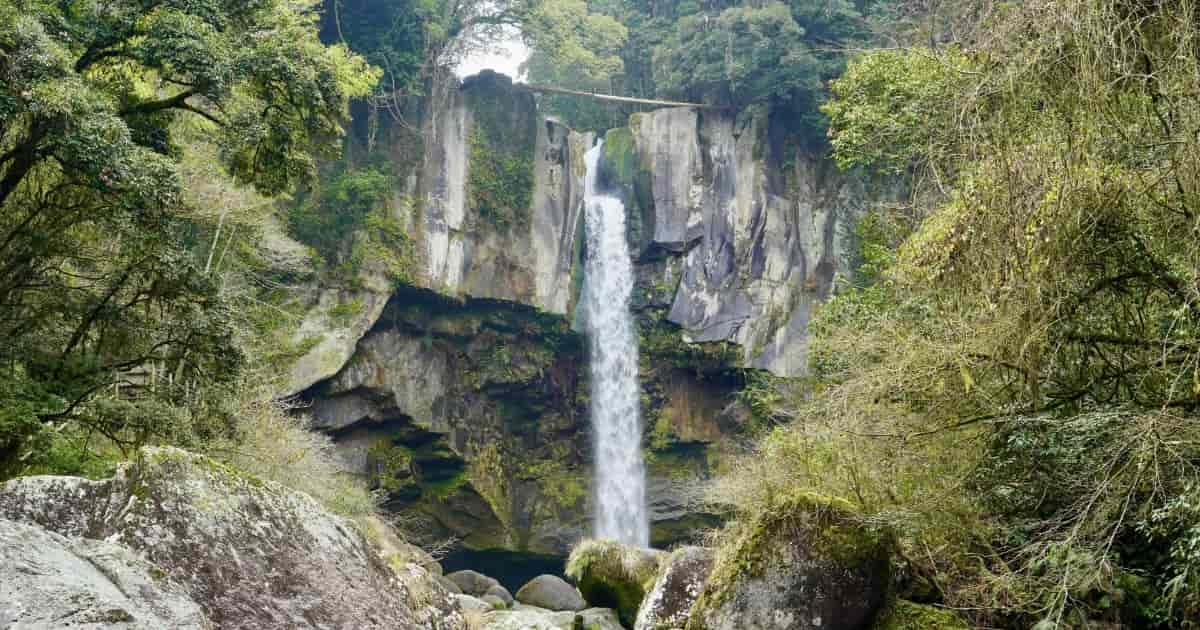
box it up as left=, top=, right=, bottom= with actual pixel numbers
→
left=284, top=71, right=590, bottom=397
left=610, top=108, right=893, bottom=377
left=407, top=71, right=589, bottom=314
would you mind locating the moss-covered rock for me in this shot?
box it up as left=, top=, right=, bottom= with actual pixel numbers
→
left=875, top=601, right=969, bottom=630
left=566, top=539, right=666, bottom=627
left=685, top=492, right=895, bottom=630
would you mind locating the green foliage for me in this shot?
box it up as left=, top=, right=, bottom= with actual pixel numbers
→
left=321, top=0, right=445, bottom=94
left=467, top=128, right=535, bottom=230
left=209, top=395, right=379, bottom=519
left=0, top=0, right=375, bottom=477
left=522, top=0, right=627, bottom=81
left=1140, top=486, right=1200, bottom=624
left=656, top=4, right=818, bottom=109
left=823, top=48, right=976, bottom=174
left=720, top=0, right=1200, bottom=627
left=287, top=163, right=395, bottom=272
left=520, top=0, right=630, bottom=132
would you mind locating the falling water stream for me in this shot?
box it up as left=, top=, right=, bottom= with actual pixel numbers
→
left=581, top=142, right=649, bottom=547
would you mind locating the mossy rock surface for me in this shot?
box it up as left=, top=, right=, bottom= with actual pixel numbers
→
left=875, top=600, right=969, bottom=630
left=685, top=492, right=895, bottom=630
left=566, top=539, right=665, bottom=628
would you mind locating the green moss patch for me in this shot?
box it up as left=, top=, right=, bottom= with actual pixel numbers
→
left=876, top=600, right=969, bottom=630
left=566, top=539, right=664, bottom=627
left=602, top=127, right=638, bottom=188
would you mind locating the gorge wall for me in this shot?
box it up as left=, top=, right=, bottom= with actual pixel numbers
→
left=281, top=71, right=891, bottom=557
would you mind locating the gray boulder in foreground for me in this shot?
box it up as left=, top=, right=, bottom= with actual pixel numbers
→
left=635, top=546, right=714, bottom=630
left=685, top=493, right=894, bottom=630
left=515, top=574, right=587, bottom=611
left=0, top=517, right=207, bottom=629
left=0, top=447, right=465, bottom=630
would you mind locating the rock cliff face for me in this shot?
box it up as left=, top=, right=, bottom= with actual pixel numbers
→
left=602, top=107, right=889, bottom=377
left=405, top=73, right=589, bottom=314
left=287, top=71, right=890, bottom=556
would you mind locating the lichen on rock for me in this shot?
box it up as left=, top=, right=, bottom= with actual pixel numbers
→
left=635, top=546, right=714, bottom=630
left=0, top=447, right=465, bottom=630
left=0, top=517, right=209, bottom=629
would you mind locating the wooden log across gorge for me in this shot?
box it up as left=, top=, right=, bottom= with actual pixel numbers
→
left=517, top=83, right=724, bottom=109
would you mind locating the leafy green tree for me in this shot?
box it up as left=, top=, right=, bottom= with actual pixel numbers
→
left=655, top=3, right=819, bottom=108
left=0, top=0, right=376, bottom=471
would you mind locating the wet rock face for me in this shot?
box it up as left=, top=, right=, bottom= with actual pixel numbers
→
left=635, top=546, right=715, bottom=630
left=686, top=495, right=894, bottom=630
left=0, top=448, right=465, bottom=630
left=0, top=517, right=208, bottom=629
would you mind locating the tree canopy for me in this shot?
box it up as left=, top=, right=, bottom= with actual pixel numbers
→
left=0, top=0, right=375, bottom=472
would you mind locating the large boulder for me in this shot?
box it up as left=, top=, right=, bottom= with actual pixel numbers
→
left=446, top=569, right=502, bottom=597
left=485, top=584, right=515, bottom=606
left=482, top=604, right=623, bottom=630
left=515, top=574, right=587, bottom=611
left=566, top=539, right=665, bottom=627
left=685, top=493, right=894, bottom=630
left=0, top=517, right=208, bottom=629
left=0, top=447, right=465, bottom=630
left=635, top=546, right=715, bottom=630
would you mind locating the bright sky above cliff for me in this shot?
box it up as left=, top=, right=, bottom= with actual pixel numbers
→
left=456, top=29, right=529, bottom=81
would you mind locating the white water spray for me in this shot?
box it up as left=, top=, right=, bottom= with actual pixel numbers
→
left=581, top=142, right=649, bottom=547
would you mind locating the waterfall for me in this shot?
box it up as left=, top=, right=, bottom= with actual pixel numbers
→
left=581, top=142, right=649, bottom=547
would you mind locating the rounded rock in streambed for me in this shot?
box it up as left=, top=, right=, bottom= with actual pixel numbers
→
left=514, top=574, right=587, bottom=612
